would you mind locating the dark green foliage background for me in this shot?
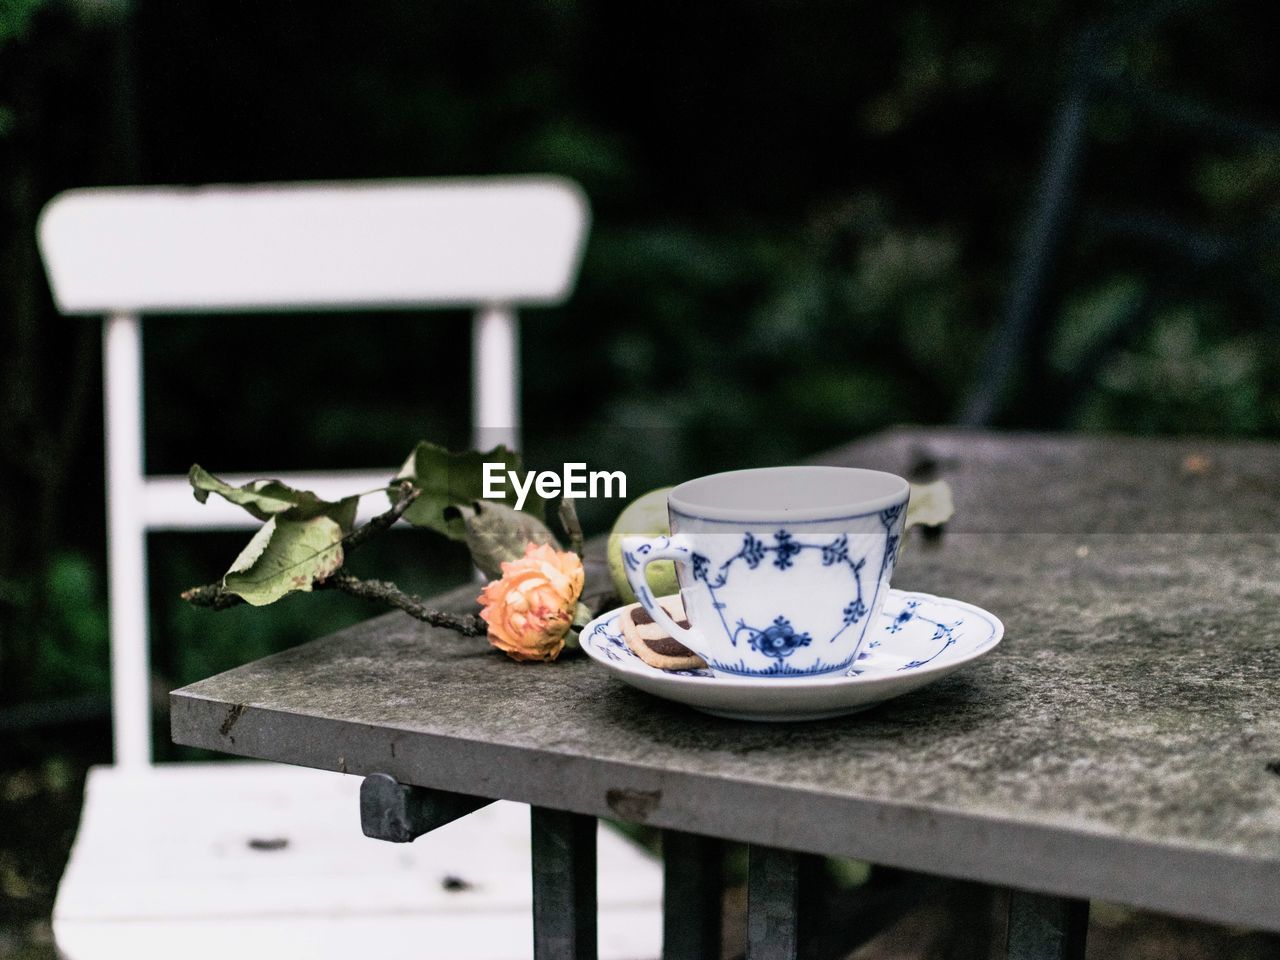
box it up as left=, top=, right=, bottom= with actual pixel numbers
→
left=3, top=0, right=1279, bottom=751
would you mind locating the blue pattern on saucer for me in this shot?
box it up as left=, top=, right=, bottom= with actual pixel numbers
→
left=583, top=589, right=1001, bottom=682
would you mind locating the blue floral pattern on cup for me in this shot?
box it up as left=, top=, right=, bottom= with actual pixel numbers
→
left=741, top=616, right=811, bottom=659
left=623, top=498, right=907, bottom=678
left=687, top=527, right=879, bottom=666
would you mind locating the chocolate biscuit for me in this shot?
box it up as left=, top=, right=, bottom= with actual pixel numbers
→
left=620, top=596, right=707, bottom=671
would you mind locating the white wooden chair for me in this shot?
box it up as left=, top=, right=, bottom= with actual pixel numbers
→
left=37, top=178, right=663, bottom=960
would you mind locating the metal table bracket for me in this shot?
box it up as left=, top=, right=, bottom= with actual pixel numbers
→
left=359, top=772, right=493, bottom=843
left=1007, top=890, right=1089, bottom=960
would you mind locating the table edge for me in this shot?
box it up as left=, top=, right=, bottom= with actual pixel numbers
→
left=170, top=688, right=1280, bottom=933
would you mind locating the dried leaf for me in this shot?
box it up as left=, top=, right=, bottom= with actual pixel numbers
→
left=189, top=465, right=359, bottom=531
left=221, top=514, right=347, bottom=606
left=457, top=499, right=561, bottom=580
left=394, top=441, right=543, bottom=540
left=906, top=479, right=954, bottom=528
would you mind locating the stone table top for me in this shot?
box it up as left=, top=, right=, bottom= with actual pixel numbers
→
left=171, top=428, right=1280, bottom=932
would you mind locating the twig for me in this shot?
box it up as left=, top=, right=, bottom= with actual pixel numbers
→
left=180, top=482, right=489, bottom=637
left=342, top=480, right=419, bottom=555
left=321, top=574, right=487, bottom=636
left=559, top=495, right=585, bottom=558
left=180, top=485, right=419, bottom=611
left=180, top=581, right=244, bottom=610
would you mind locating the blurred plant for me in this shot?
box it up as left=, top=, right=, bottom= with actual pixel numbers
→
left=1075, top=304, right=1268, bottom=435
left=1194, top=150, right=1280, bottom=219
left=0, top=552, right=110, bottom=703
left=30, top=552, right=110, bottom=697
left=0, top=0, right=45, bottom=57
left=0, top=0, right=136, bottom=710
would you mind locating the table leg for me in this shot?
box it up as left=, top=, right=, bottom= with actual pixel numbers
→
left=662, top=830, right=723, bottom=960
left=531, top=806, right=598, bottom=960
left=746, top=845, right=821, bottom=960
left=1006, top=890, right=1089, bottom=960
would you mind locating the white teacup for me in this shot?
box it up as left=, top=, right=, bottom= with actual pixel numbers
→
left=621, top=466, right=909, bottom=678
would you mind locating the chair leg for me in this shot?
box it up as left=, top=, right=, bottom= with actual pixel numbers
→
left=472, top=304, right=520, bottom=451
left=102, top=311, right=152, bottom=769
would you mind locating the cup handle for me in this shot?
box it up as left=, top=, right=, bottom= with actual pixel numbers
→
left=619, top=534, right=703, bottom=653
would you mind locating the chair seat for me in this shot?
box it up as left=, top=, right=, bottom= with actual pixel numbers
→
left=54, top=762, right=662, bottom=960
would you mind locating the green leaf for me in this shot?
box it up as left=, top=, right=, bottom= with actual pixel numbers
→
left=393, top=441, right=543, bottom=540
left=563, top=603, right=593, bottom=653
left=221, top=514, right=347, bottom=606
left=189, top=465, right=359, bottom=531
left=324, top=496, right=361, bottom=534
left=455, top=499, right=561, bottom=580
left=906, top=480, right=954, bottom=528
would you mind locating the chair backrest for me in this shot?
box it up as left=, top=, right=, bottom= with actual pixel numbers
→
left=40, top=177, right=589, bottom=313
left=37, top=177, right=590, bottom=768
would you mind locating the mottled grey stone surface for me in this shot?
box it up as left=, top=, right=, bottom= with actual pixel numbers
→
left=171, top=429, right=1280, bottom=931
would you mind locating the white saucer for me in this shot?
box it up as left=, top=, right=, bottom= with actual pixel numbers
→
left=580, top=589, right=1003, bottom=722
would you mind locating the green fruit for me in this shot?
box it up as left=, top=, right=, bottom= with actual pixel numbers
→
left=607, top=487, right=679, bottom=604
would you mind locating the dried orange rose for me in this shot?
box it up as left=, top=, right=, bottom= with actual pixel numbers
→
left=477, top=543, right=585, bottom=662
